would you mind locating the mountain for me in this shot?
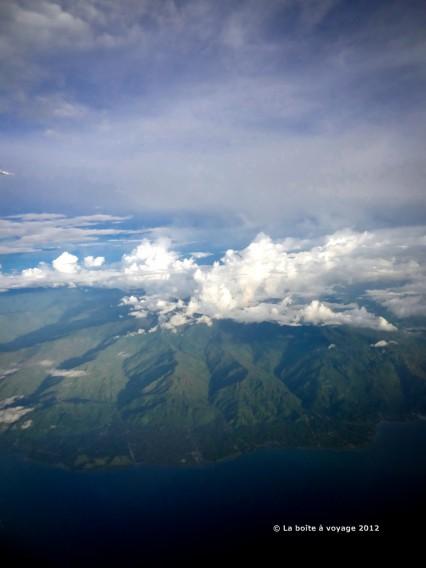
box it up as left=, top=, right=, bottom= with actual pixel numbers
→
left=0, top=287, right=426, bottom=468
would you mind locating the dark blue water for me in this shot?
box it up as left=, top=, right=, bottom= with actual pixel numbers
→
left=1, top=420, right=425, bottom=563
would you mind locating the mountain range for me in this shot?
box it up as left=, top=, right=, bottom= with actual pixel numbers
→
left=0, top=287, right=425, bottom=469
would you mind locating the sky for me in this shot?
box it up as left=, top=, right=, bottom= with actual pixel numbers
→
left=0, top=0, right=425, bottom=230
left=0, top=1, right=425, bottom=332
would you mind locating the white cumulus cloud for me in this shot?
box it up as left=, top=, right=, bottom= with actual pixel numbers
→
left=1, top=225, right=425, bottom=332
left=84, top=255, right=105, bottom=268
left=22, top=266, right=46, bottom=279
left=52, top=251, right=79, bottom=274
left=298, top=301, right=396, bottom=332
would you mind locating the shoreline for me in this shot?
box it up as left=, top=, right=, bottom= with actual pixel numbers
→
left=1, top=415, right=425, bottom=473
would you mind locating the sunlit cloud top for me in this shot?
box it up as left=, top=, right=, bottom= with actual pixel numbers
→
left=1, top=222, right=426, bottom=333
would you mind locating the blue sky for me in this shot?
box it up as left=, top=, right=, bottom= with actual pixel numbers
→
left=0, top=0, right=425, bottom=237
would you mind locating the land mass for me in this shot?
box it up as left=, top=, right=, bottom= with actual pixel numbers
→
left=0, top=287, right=425, bottom=469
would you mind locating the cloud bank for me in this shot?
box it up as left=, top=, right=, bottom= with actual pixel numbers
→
left=2, top=224, right=426, bottom=332
left=0, top=213, right=133, bottom=255
left=0, top=1, right=425, bottom=229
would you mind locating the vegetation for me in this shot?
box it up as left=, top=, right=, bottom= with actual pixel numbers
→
left=1, top=288, right=425, bottom=468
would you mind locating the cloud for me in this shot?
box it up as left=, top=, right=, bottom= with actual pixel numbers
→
left=0, top=2, right=425, bottom=227
left=52, top=251, right=79, bottom=274
left=0, top=368, right=19, bottom=380
left=1, top=224, right=426, bottom=331
left=37, top=359, right=55, bottom=367
left=22, top=266, right=47, bottom=279
left=49, top=368, right=87, bottom=378
left=123, top=239, right=180, bottom=275
left=0, top=406, right=33, bottom=425
left=0, top=396, right=23, bottom=408
left=0, top=396, right=33, bottom=425
left=21, top=419, right=33, bottom=430
left=84, top=255, right=105, bottom=268
left=117, top=227, right=421, bottom=332
left=124, top=294, right=395, bottom=332
left=190, top=252, right=213, bottom=259
left=298, top=301, right=397, bottom=332
left=0, top=213, right=132, bottom=255
left=367, top=286, right=426, bottom=319
left=371, top=340, right=398, bottom=348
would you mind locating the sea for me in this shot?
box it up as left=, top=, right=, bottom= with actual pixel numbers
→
left=1, top=419, right=425, bottom=563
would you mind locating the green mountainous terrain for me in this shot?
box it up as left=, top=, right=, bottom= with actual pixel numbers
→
left=1, top=287, right=425, bottom=469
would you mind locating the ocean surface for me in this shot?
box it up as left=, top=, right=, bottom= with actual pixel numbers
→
left=1, top=420, right=425, bottom=563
